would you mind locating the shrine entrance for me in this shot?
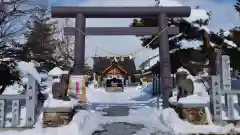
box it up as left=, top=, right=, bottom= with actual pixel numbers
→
left=51, top=6, right=191, bottom=108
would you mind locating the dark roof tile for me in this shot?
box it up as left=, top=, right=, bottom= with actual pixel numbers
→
left=92, top=57, right=136, bottom=75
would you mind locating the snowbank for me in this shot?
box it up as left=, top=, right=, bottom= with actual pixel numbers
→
left=16, top=61, right=41, bottom=84
left=160, top=108, right=235, bottom=134
left=0, top=110, right=91, bottom=135
left=169, top=95, right=209, bottom=104
left=1, top=83, right=24, bottom=95
left=44, top=97, right=78, bottom=108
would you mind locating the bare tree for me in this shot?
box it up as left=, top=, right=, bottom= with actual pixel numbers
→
left=55, top=18, right=74, bottom=68
left=0, top=0, right=37, bottom=43
left=0, top=0, right=40, bottom=94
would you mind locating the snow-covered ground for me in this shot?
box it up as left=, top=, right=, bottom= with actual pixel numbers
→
left=1, top=76, right=240, bottom=134
left=2, top=64, right=240, bottom=134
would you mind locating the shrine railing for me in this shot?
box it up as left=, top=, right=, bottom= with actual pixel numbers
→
left=0, top=74, right=40, bottom=128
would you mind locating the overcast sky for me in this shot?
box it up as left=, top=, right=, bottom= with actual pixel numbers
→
left=50, top=0, right=240, bottom=67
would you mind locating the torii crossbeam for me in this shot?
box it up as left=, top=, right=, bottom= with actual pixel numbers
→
left=51, top=6, right=191, bottom=108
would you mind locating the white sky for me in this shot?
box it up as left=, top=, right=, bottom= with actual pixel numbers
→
left=53, top=0, right=240, bottom=67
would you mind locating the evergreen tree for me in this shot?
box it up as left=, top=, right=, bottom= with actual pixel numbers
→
left=0, top=0, right=36, bottom=94
left=130, top=1, right=211, bottom=73
left=23, top=5, right=58, bottom=71
left=235, top=0, right=240, bottom=15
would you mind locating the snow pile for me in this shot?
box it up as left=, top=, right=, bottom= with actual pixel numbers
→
left=0, top=110, right=91, bottom=135
left=2, top=61, right=41, bottom=95
left=169, top=95, right=209, bottom=104
left=48, top=67, right=63, bottom=76
left=1, top=83, right=24, bottom=95
left=159, top=108, right=235, bottom=134
left=16, top=61, right=41, bottom=84
left=44, top=98, right=78, bottom=108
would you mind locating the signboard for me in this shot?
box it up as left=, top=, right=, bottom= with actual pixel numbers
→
left=25, top=74, right=37, bottom=127
left=211, top=76, right=222, bottom=123
left=221, top=55, right=234, bottom=120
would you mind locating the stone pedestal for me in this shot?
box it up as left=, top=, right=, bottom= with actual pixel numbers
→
left=42, top=107, right=74, bottom=127
left=173, top=106, right=208, bottom=125
left=169, top=96, right=210, bottom=125
left=106, top=87, right=123, bottom=92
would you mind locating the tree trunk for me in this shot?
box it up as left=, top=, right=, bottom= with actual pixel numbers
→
left=0, top=85, right=7, bottom=95
left=202, top=30, right=217, bottom=75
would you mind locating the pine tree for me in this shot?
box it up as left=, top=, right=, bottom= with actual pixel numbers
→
left=235, top=0, right=240, bottom=15
left=130, top=1, right=211, bottom=73
left=23, top=5, right=58, bottom=71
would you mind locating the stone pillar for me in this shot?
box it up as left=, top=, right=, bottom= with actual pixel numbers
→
left=158, top=13, right=172, bottom=108
left=221, top=55, right=234, bottom=120
left=73, top=13, right=86, bottom=75
left=210, top=75, right=222, bottom=124
left=25, top=74, right=37, bottom=127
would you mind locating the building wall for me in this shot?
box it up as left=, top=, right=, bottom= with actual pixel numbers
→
left=140, top=55, right=159, bottom=71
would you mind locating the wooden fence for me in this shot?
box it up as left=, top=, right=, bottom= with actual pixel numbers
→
left=0, top=74, right=40, bottom=128
left=152, top=74, right=176, bottom=96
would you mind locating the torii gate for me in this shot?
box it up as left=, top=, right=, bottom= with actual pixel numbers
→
left=51, top=6, right=191, bottom=108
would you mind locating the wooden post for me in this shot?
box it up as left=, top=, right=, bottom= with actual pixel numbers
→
left=80, top=76, right=86, bottom=104
left=152, top=74, right=155, bottom=96
left=98, top=76, right=101, bottom=87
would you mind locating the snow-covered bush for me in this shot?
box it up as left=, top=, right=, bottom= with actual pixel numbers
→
left=0, top=58, right=21, bottom=94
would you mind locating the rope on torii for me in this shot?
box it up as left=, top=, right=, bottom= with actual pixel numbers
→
left=58, top=22, right=169, bottom=61
left=89, top=27, right=169, bottom=60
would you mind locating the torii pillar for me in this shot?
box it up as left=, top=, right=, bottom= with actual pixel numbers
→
left=51, top=6, right=191, bottom=108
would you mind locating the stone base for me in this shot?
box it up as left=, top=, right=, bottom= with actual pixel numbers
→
left=106, top=87, right=123, bottom=92
left=42, top=107, right=74, bottom=127
left=173, top=106, right=208, bottom=125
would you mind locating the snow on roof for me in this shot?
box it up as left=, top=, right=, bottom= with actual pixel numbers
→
left=16, top=61, right=41, bottom=84
left=48, top=67, right=63, bottom=76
